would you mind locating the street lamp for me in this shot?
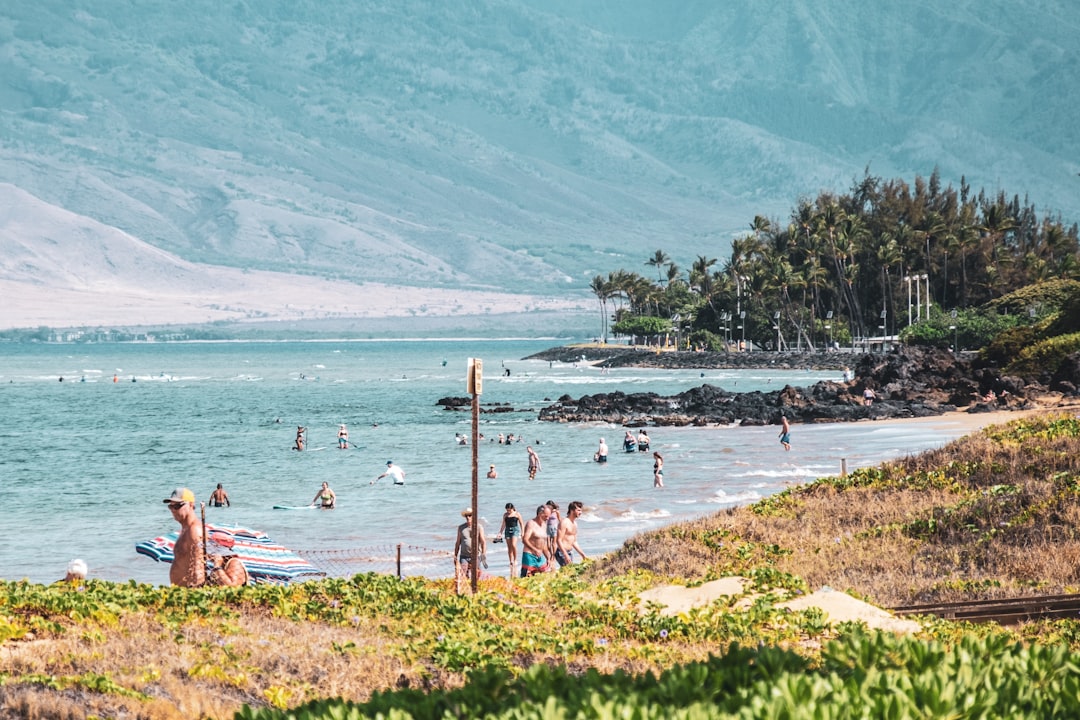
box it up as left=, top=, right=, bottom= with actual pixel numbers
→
left=720, top=312, right=730, bottom=349
left=739, top=310, right=746, bottom=352
left=879, top=309, right=888, bottom=353
left=825, top=310, right=833, bottom=351
left=773, top=311, right=781, bottom=352
left=950, top=309, right=958, bottom=351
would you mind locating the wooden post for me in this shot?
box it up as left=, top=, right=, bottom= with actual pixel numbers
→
left=467, top=359, right=483, bottom=594
left=841, top=458, right=848, bottom=477
left=396, top=543, right=402, bottom=580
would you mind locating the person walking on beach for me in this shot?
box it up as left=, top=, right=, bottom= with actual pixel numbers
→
left=652, top=452, right=665, bottom=488
left=373, top=460, right=406, bottom=485
left=520, top=505, right=551, bottom=577
left=555, top=501, right=588, bottom=567
left=779, top=414, right=791, bottom=451
left=496, top=502, right=523, bottom=576
left=454, top=507, right=487, bottom=593
left=595, top=437, right=608, bottom=463
left=209, top=483, right=230, bottom=507
left=295, top=426, right=306, bottom=451
left=545, top=500, right=561, bottom=558
left=312, top=481, right=336, bottom=509
left=863, top=386, right=876, bottom=406
left=527, top=445, right=541, bottom=480
left=337, top=424, right=349, bottom=449
left=163, top=488, right=205, bottom=587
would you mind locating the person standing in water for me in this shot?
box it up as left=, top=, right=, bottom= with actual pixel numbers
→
left=652, top=452, right=664, bottom=488
left=209, top=483, right=230, bottom=507
left=527, top=445, right=541, bottom=481
left=295, top=426, right=306, bottom=451
left=779, top=414, right=791, bottom=451
left=373, top=461, right=406, bottom=485
left=312, top=482, right=336, bottom=509
left=595, top=437, right=608, bottom=463
left=337, top=424, right=349, bottom=449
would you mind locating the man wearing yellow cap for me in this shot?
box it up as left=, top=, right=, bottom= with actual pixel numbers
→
left=163, top=488, right=205, bottom=587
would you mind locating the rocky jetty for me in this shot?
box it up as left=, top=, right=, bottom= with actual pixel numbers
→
left=525, top=346, right=847, bottom=371
left=534, top=346, right=1041, bottom=427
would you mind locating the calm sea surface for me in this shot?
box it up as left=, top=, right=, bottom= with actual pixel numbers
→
left=0, top=339, right=982, bottom=585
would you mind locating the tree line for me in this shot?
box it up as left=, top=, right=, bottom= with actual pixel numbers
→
left=591, top=169, right=1080, bottom=351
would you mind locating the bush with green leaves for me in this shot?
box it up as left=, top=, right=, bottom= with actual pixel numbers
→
left=235, top=628, right=1080, bottom=720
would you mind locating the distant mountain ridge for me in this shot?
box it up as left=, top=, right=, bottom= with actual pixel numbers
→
left=1, top=0, right=1077, bottom=328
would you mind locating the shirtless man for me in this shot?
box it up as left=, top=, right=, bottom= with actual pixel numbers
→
left=555, top=501, right=588, bottom=566
left=778, top=414, right=791, bottom=451
left=527, top=445, right=541, bottom=481
left=163, top=488, right=205, bottom=587
left=209, top=483, right=230, bottom=507
left=520, top=504, right=551, bottom=577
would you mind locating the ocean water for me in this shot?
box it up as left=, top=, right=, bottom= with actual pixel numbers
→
left=0, top=339, right=979, bottom=585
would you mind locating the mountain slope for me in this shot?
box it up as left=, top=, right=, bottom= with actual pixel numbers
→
left=0, top=1, right=1077, bottom=328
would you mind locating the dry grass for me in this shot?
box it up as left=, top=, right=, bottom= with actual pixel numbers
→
left=586, top=411, right=1080, bottom=608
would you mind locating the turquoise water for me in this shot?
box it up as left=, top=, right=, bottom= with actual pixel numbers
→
left=0, top=339, right=975, bottom=585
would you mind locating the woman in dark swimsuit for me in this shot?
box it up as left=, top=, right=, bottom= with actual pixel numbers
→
left=497, top=502, right=524, bottom=577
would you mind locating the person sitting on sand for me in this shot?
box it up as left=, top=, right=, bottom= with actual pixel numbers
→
left=206, top=554, right=249, bottom=586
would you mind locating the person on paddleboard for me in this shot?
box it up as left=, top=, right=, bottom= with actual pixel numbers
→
left=295, top=426, right=306, bottom=451
left=337, top=424, right=349, bottom=449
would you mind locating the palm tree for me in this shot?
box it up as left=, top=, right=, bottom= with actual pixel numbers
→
left=645, top=250, right=671, bottom=284
left=589, top=275, right=611, bottom=342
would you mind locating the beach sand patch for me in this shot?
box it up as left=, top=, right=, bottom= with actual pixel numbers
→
left=639, top=578, right=919, bottom=634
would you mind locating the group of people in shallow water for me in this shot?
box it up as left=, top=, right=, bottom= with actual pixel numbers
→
left=591, top=430, right=664, bottom=488
left=290, top=422, right=370, bottom=451
left=455, top=498, right=589, bottom=585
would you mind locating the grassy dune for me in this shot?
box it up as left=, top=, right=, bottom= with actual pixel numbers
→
left=5, top=412, right=1080, bottom=719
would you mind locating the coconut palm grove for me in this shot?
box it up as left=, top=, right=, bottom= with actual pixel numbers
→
left=592, top=171, right=1080, bottom=354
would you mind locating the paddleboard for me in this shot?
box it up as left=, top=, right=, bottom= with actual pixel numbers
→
left=273, top=504, right=318, bottom=510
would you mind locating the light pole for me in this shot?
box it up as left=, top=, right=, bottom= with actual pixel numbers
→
left=739, top=310, right=746, bottom=351
left=825, top=310, right=833, bottom=351
left=720, top=312, right=730, bottom=350
left=879, top=309, right=888, bottom=353
left=773, top=311, right=781, bottom=352
left=950, top=309, right=958, bottom=351
left=903, top=275, right=913, bottom=326
left=920, top=274, right=929, bottom=320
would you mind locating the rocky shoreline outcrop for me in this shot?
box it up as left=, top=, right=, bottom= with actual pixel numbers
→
left=529, top=345, right=1042, bottom=427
